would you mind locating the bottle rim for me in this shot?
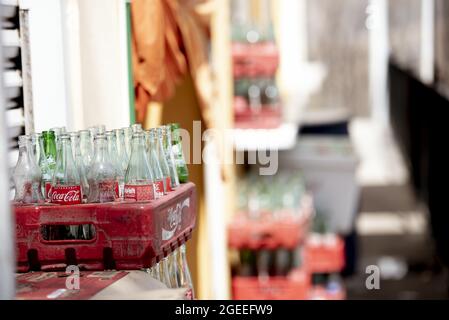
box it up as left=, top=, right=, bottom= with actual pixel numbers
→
left=42, top=130, right=56, bottom=137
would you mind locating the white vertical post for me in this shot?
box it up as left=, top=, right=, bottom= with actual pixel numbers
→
left=368, top=0, right=389, bottom=127
left=420, top=0, right=435, bottom=84
left=60, top=0, right=84, bottom=131
left=76, top=0, right=131, bottom=129
left=20, top=0, right=70, bottom=132
left=0, top=5, right=16, bottom=299
left=204, top=139, right=229, bottom=300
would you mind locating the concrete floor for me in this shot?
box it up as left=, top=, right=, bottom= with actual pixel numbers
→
left=345, top=184, right=448, bottom=300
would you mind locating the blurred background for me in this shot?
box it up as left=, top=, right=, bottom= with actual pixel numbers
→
left=1, top=0, right=449, bottom=300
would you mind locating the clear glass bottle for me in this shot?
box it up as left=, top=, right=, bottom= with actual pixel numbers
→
left=176, top=245, right=194, bottom=299
left=131, top=123, right=143, bottom=134
left=106, top=131, right=125, bottom=199
left=70, top=132, right=89, bottom=202
left=124, top=132, right=155, bottom=201
left=79, top=130, right=93, bottom=170
left=96, top=125, right=106, bottom=135
left=13, top=135, right=44, bottom=204
left=114, top=128, right=129, bottom=172
left=87, top=134, right=117, bottom=203
left=161, top=126, right=180, bottom=189
left=158, top=257, right=173, bottom=288
left=145, top=130, right=165, bottom=198
left=50, top=134, right=83, bottom=205
left=154, top=128, right=172, bottom=192
left=88, top=126, right=99, bottom=154
left=122, top=127, right=133, bottom=160
left=31, top=133, right=42, bottom=167
left=51, top=127, right=63, bottom=154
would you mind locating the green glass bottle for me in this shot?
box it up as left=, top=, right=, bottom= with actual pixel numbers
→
left=169, top=123, right=189, bottom=183
left=41, top=131, right=57, bottom=199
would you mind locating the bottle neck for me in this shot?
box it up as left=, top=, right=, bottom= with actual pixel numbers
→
left=71, top=135, right=81, bottom=156
left=107, top=134, right=118, bottom=156
left=163, top=129, right=173, bottom=149
left=44, top=136, right=57, bottom=159
left=93, top=137, right=108, bottom=161
left=38, top=136, right=46, bottom=163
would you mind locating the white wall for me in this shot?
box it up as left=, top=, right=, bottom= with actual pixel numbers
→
left=22, top=0, right=131, bottom=132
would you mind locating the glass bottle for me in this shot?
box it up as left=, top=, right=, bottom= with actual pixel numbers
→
left=169, top=123, right=189, bottom=183
left=176, top=245, right=194, bottom=299
left=88, top=127, right=98, bottom=156
left=13, top=135, right=44, bottom=204
left=96, top=125, right=106, bottom=135
left=79, top=130, right=93, bottom=170
left=154, top=128, right=172, bottom=192
left=145, top=130, right=165, bottom=198
left=70, top=132, right=89, bottom=202
left=51, top=127, right=63, bottom=154
left=158, top=257, right=173, bottom=288
left=40, top=131, right=57, bottom=200
left=31, top=133, right=42, bottom=167
left=87, top=134, right=117, bottom=203
left=161, top=126, right=180, bottom=189
left=122, top=127, right=133, bottom=160
left=132, top=123, right=143, bottom=134
left=124, top=132, right=155, bottom=201
left=106, top=131, right=125, bottom=199
left=50, top=134, right=83, bottom=205
left=114, top=128, right=129, bottom=172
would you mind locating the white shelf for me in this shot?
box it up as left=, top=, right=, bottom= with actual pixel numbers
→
left=232, top=123, right=298, bottom=151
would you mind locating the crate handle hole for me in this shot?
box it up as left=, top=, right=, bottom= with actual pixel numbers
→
left=40, top=224, right=96, bottom=241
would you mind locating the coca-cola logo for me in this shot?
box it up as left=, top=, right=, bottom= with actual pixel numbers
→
left=124, top=187, right=136, bottom=196
left=154, top=180, right=165, bottom=198
left=124, top=185, right=154, bottom=201
left=50, top=185, right=82, bottom=205
left=162, top=198, right=190, bottom=241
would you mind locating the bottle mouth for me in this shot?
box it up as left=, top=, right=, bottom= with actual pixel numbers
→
left=132, top=132, right=145, bottom=139
left=94, top=134, right=107, bottom=140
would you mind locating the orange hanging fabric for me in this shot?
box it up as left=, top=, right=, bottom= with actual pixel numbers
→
left=131, top=0, right=213, bottom=127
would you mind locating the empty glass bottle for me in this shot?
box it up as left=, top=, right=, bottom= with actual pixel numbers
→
left=124, top=132, right=155, bottom=201
left=122, top=127, right=133, bottom=159
left=50, top=134, right=83, bottom=205
left=114, top=128, right=129, bottom=172
left=79, top=130, right=93, bottom=170
left=87, top=134, right=117, bottom=203
left=145, top=130, right=165, bottom=198
left=161, top=126, right=180, bottom=189
left=176, top=245, right=194, bottom=299
left=13, top=135, right=44, bottom=204
left=31, top=133, right=42, bottom=167
left=40, top=131, right=57, bottom=200
left=154, top=128, right=172, bottom=192
left=170, top=123, right=189, bottom=183
left=51, top=127, right=63, bottom=154
left=131, top=123, right=143, bottom=134
left=106, top=131, right=125, bottom=199
left=70, top=132, right=89, bottom=202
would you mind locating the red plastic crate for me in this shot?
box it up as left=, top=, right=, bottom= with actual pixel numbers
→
left=303, top=235, right=345, bottom=274
left=228, top=210, right=312, bottom=250
left=232, top=269, right=310, bottom=300
left=14, top=182, right=197, bottom=272
left=232, top=42, right=280, bottom=78
left=234, top=102, right=282, bottom=129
